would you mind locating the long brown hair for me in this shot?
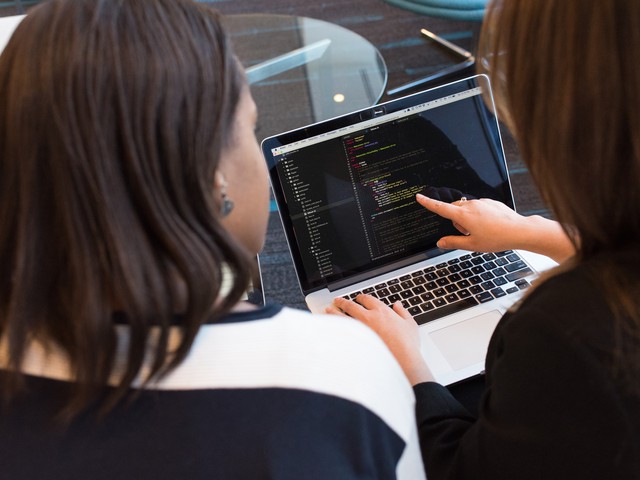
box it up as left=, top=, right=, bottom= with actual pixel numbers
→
left=479, top=0, right=640, bottom=390
left=0, top=0, right=251, bottom=418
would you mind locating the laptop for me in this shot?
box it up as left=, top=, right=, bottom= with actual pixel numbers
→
left=261, top=75, right=556, bottom=385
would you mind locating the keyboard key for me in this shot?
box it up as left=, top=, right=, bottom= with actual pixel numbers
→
left=425, top=272, right=438, bottom=281
left=460, top=269, right=474, bottom=279
left=448, top=273, right=462, bottom=282
left=484, top=261, right=497, bottom=270
left=482, top=253, right=497, bottom=261
left=421, top=292, right=435, bottom=302
left=458, top=279, right=471, bottom=288
left=388, top=294, right=401, bottom=303
left=411, top=271, right=424, bottom=277
left=460, top=260, right=473, bottom=269
left=472, top=257, right=484, bottom=265
left=400, top=280, right=415, bottom=289
left=422, top=301, right=435, bottom=311
left=506, top=253, right=520, bottom=263
left=472, top=266, right=485, bottom=274
left=516, top=279, right=531, bottom=290
left=493, top=277, right=507, bottom=286
left=377, top=288, right=390, bottom=297
left=445, top=293, right=459, bottom=303
left=448, top=264, right=462, bottom=273
left=389, top=284, right=402, bottom=293
left=476, top=292, right=493, bottom=303
left=481, top=281, right=496, bottom=290
left=400, top=290, right=413, bottom=299
left=374, top=282, right=387, bottom=289
left=460, top=254, right=472, bottom=260
left=496, top=250, right=513, bottom=257
left=458, top=289, right=471, bottom=299
left=492, top=267, right=507, bottom=277
left=388, top=279, right=399, bottom=285
left=413, top=276, right=427, bottom=285
left=447, top=257, right=460, bottom=264
left=505, top=261, right=527, bottom=272
left=445, top=284, right=459, bottom=293
left=434, top=288, right=446, bottom=297
left=408, top=306, right=422, bottom=316
left=481, top=271, right=495, bottom=281
left=495, top=258, right=508, bottom=266
left=412, top=285, right=426, bottom=295
left=423, top=266, right=436, bottom=273
left=436, top=268, right=449, bottom=278
left=436, top=262, right=448, bottom=269
left=470, top=285, right=483, bottom=294
left=491, top=287, right=507, bottom=298
left=472, top=252, right=483, bottom=257
left=399, top=274, right=411, bottom=281
left=425, top=281, right=437, bottom=290
left=413, top=297, right=480, bottom=325
left=506, top=286, right=519, bottom=294
left=433, top=298, right=446, bottom=307
left=409, top=296, right=422, bottom=306
left=436, top=278, right=450, bottom=287
left=469, top=276, right=483, bottom=285
left=363, top=287, right=374, bottom=294
left=505, top=268, right=534, bottom=282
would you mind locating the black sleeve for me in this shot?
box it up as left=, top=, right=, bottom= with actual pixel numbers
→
left=413, top=301, right=633, bottom=480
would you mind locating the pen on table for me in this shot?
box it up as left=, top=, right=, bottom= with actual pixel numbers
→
left=420, top=28, right=474, bottom=60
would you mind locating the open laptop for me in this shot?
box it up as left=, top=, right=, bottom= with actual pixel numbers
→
left=261, top=75, right=556, bottom=385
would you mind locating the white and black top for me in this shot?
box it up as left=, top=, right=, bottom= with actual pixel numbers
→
left=0, top=305, right=426, bottom=480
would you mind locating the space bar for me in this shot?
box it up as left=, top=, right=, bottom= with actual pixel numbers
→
left=414, top=298, right=479, bottom=325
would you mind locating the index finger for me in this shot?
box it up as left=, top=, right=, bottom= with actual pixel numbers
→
left=416, top=194, right=463, bottom=221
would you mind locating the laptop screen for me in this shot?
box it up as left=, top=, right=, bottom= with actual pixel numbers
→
left=262, top=75, right=513, bottom=293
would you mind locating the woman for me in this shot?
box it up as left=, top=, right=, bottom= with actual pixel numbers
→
left=0, top=1, right=425, bottom=478
left=331, top=0, right=640, bottom=478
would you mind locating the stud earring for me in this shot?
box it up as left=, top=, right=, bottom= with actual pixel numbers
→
left=220, top=179, right=234, bottom=217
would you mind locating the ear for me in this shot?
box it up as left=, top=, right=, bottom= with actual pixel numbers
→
left=214, top=170, right=226, bottom=191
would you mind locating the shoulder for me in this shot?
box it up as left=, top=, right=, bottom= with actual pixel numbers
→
left=167, top=306, right=418, bottom=438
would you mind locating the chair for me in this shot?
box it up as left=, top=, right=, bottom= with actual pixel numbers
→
left=382, top=0, right=488, bottom=95
left=384, top=0, right=487, bottom=22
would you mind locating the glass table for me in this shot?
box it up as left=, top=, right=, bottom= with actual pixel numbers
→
left=226, top=14, right=387, bottom=139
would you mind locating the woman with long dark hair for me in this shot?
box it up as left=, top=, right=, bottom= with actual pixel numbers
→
left=0, top=1, right=425, bottom=477
left=332, top=0, right=640, bottom=478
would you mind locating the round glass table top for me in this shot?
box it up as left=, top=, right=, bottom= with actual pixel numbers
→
left=226, top=14, right=388, bottom=139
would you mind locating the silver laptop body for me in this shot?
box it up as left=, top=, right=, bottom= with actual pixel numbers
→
left=262, top=75, right=555, bottom=385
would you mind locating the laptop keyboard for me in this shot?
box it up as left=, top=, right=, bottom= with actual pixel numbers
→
left=342, top=251, right=533, bottom=325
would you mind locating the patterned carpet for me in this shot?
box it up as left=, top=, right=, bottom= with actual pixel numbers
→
left=0, top=0, right=548, bottom=310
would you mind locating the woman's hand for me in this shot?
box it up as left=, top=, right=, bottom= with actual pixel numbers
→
left=327, top=295, right=434, bottom=385
left=416, top=194, right=575, bottom=263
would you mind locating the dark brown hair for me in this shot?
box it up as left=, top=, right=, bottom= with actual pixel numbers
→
left=479, top=0, right=640, bottom=390
left=0, top=0, right=250, bottom=418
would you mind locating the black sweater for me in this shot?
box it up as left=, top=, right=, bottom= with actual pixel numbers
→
left=415, top=259, right=640, bottom=479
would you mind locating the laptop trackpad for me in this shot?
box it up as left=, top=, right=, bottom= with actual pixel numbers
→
left=429, top=310, right=502, bottom=370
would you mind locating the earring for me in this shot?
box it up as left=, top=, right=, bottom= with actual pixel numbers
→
left=220, top=179, right=234, bottom=217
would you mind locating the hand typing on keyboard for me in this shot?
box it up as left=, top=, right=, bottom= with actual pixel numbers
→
left=326, top=294, right=434, bottom=386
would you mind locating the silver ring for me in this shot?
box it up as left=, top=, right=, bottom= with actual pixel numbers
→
left=459, top=196, right=467, bottom=204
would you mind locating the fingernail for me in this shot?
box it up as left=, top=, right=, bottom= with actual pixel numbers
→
left=437, top=239, right=447, bottom=248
